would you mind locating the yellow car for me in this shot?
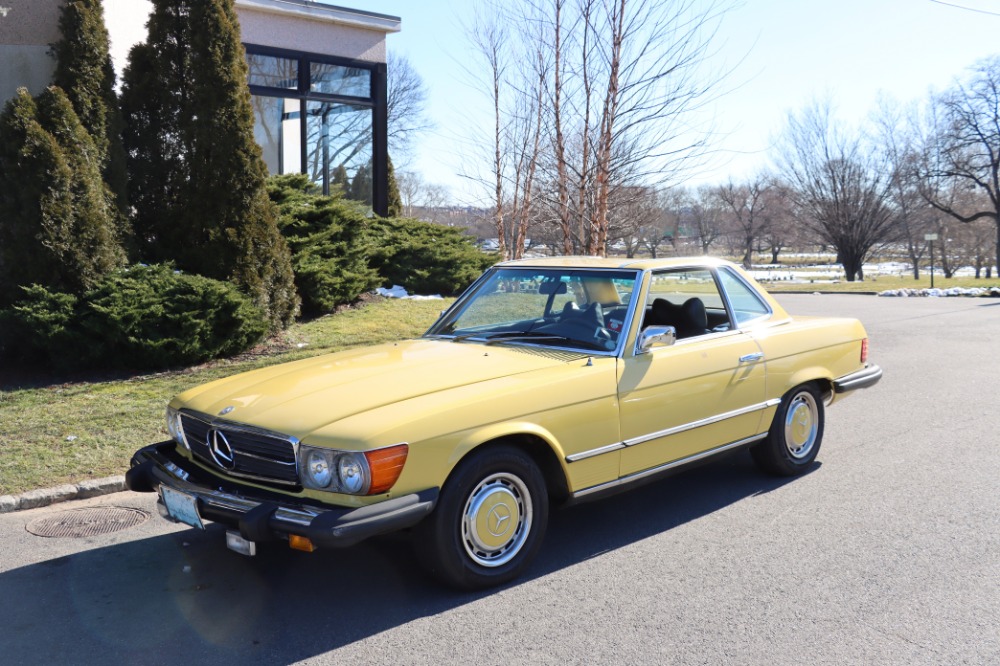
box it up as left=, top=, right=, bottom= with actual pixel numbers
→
left=127, top=257, right=881, bottom=589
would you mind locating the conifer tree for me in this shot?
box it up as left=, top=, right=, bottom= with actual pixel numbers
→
left=52, top=0, right=128, bottom=218
left=331, top=164, right=350, bottom=194
left=386, top=154, right=402, bottom=217
left=0, top=88, right=124, bottom=305
left=122, top=0, right=298, bottom=330
left=350, top=163, right=373, bottom=204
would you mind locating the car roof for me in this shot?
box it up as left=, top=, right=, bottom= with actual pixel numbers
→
left=495, top=256, right=735, bottom=271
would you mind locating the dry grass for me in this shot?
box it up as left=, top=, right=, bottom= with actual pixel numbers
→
left=0, top=297, right=451, bottom=496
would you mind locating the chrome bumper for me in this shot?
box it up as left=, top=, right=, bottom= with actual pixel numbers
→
left=833, top=364, right=883, bottom=393
left=126, top=442, right=437, bottom=549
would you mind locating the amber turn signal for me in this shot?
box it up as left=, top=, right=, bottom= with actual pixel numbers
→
left=289, top=534, right=316, bottom=552
left=365, top=443, right=409, bottom=495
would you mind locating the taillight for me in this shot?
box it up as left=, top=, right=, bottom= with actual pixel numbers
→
left=861, top=338, right=869, bottom=364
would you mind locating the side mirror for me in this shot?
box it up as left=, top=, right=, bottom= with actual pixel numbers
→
left=637, top=325, right=676, bottom=354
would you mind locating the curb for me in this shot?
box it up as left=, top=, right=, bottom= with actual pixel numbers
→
left=0, top=476, right=127, bottom=514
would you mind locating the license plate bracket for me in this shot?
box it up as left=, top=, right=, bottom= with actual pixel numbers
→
left=160, top=485, right=205, bottom=530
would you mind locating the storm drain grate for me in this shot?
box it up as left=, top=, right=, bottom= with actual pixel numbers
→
left=26, top=507, right=150, bottom=538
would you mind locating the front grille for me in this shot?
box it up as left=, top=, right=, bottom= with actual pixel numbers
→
left=179, top=411, right=299, bottom=486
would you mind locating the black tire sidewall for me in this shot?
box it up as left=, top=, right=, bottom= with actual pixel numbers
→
left=753, top=384, right=825, bottom=476
left=415, top=445, right=549, bottom=590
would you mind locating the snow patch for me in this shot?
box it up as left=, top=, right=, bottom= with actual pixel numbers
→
left=376, top=285, right=444, bottom=300
left=878, top=287, right=1000, bottom=298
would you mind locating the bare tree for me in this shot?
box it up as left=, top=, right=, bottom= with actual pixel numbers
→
left=386, top=53, right=431, bottom=160
left=919, top=56, right=1000, bottom=276
left=466, top=0, right=733, bottom=257
left=714, top=174, right=773, bottom=269
left=468, top=8, right=510, bottom=259
left=397, top=170, right=422, bottom=217
left=872, top=96, right=936, bottom=278
left=778, top=101, right=898, bottom=281
left=688, top=185, right=723, bottom=254
left=760, top=181, right=796, bottom=264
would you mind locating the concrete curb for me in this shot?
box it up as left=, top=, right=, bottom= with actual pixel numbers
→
left=0, top=476, right=127, bottom=514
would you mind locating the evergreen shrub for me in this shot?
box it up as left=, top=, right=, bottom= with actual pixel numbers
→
left=368, top=217, right=495, bottom=296
left=268, top=174, right=494, bottom=307
left=121, top=0, right=298, bottom=331
left=268, top=175, right=381, bottom=315
left=0, top=265, right=266, bottom=372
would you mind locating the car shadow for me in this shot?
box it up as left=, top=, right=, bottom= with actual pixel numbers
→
left=0, top=451, right=812, bottom=664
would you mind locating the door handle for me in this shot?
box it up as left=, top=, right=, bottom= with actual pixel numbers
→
left=739, top=352, right=764, bottom=363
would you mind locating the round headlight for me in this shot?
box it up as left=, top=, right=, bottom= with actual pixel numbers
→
left=166, top=407, right=187, bottom=448
left=306, top=450, right=333, bottom=488
left=338, top=455, right=367, bottom=494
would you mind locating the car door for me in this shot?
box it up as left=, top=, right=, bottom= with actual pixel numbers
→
left=617, top=267, right=769, bottom=478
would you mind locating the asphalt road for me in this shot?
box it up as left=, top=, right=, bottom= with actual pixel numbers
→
left=1, top=294, right=997, bottom=665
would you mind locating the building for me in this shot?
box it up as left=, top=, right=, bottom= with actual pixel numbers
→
left=0, top=0, right=400, bottom=215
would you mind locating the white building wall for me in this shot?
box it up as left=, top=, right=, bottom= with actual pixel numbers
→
left=0, top=0, right=63, bottom=101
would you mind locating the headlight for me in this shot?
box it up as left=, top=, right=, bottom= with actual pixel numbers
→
left=166, top=406, right=188, bottom=449
left=338, top=454, right=368, bottom=494
left=298, top=443, right=408, bottom=495
left=305, top=450, right=334, bottom=488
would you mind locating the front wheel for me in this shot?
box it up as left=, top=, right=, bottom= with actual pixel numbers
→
left=751, top=384, right=825, bottom=476
left=414, top=445, right=549, bottom=590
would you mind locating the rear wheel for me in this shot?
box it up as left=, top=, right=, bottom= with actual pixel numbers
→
left=751, top=384, right=824, bottom=476
left=414, top=445, right=549, bottom=590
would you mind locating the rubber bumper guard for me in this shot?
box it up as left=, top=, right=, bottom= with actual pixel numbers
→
left=127, top=442, right=438, bottom=549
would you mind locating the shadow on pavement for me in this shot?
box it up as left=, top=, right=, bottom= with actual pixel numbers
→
left=0, top=451, right=808, bottom=664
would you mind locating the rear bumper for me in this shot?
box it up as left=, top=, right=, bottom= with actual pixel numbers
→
left=126, top=442, right=437, bottom=549
left=833, top=364, right=883, bottom=393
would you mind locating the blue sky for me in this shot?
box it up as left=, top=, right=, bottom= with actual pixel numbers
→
left=106, top=0, right=1000, bottom=205
left=367, top=0, right=1000, bottom=204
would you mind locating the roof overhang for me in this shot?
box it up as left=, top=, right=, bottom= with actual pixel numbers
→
left=234, top=0, right=401, bottom=33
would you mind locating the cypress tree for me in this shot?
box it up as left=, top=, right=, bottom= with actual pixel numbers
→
left=386, top=154, right=402, bottom=217
left=122, top=0, right=298, bottom=330
left=52, top=0, right=129, bottom=219
left=331, top=164, right=350, bottom=194
left=350, top=163, right=373, bottom=204
left=0, top=88, right=124, bottom=305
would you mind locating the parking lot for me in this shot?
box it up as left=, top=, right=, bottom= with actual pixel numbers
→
left=0, top=293, right=997, bottom=665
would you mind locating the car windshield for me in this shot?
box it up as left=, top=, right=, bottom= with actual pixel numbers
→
left=426, top=267, right=639, bottom=353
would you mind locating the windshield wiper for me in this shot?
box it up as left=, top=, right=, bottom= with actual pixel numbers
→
left=449, top=329, right=535, bottom=342
left=482, top=331, right=606, bottom=351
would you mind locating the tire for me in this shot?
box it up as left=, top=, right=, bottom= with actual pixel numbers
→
left=414, top=445, right=549, bottom=590
left=751, top=383, right=825, bottom=476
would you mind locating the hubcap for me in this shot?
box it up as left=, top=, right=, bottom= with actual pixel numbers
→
left=462, top=472, right=532, bottom=568
left=784, top=391, right=819, bottom=460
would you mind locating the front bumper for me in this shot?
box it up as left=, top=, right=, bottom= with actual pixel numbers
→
left=833, top=364, right=883, bottom=393
left=126, top=442, right=437, bottom=549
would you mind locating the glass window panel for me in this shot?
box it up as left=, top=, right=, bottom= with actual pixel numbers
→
left=646, top=269, right=724, bottom=310
left=247, top=53, right=299, bottom=90
left=718, top=268, right=771, bottom=324
left=305, top=101, right=373, bottom=205
left=310, top=62, right=370, bottom=98
left=252, top=95, right=301, bottom=175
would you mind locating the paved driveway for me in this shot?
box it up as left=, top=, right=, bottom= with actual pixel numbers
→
left=0, top=294, right=997, bottom=665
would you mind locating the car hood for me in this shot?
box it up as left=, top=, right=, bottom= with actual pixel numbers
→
left=175, top=338, right=588, bottom=441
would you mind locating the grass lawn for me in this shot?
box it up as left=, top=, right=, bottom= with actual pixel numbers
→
left=0, top=297, right=451, bottom=496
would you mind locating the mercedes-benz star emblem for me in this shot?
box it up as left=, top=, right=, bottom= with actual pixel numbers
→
left=209, top=429, right=236, bottom=470
left=487, top=503, right=512, bottom=537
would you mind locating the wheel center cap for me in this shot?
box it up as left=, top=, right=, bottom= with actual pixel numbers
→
left=467, top=486, right=520, bottom=551
left=486, top=502, right=513, bottom=537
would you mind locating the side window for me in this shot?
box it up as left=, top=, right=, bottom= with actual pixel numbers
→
left=718, top=268, right=771, bottom=325
left=643, top=268, right=728, bottom=338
